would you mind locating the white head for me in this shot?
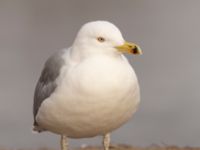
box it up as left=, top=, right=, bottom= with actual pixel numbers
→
left=72, top=21, right=142, bottom=56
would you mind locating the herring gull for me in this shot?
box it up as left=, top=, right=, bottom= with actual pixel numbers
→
left=33, top=21, right=142, bottom=150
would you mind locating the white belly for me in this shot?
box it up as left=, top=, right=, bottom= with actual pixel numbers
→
left=36, top=55, right=140, bottom=138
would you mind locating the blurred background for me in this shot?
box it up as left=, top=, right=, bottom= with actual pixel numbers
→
left=0, top=0, right=200, bottom=149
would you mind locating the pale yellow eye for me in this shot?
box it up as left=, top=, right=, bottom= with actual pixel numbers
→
left=97, top=37, right=105, bottom=42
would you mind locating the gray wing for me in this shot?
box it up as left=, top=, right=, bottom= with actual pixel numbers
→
left=33, top=50, right=65, bottom=127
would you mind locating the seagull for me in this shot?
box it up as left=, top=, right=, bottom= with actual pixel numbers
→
left=33, top=21, right=142, bottom=150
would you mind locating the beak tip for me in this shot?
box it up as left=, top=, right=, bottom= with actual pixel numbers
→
left=132, top=47, right=138, bottom=54
left=133, top=46, right=143, bottom=55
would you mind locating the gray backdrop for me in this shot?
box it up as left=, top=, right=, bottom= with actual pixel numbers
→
left=0, top=0, right=200, bottom=149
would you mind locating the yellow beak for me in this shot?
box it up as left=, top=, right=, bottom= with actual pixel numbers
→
left=115, top=41, right=142, bottom=55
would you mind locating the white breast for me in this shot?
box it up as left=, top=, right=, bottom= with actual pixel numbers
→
left=36, top=54, right=140, bottom=138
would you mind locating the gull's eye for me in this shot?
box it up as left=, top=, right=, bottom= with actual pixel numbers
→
left=97, top=37, right=105, bottom=42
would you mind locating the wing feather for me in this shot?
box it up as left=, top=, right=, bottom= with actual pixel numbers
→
left=33, top=50, right=65, bottom=129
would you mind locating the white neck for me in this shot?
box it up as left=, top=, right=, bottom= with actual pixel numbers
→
left=70, top=44, right=121, bottom=62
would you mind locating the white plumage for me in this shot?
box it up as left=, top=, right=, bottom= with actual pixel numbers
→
left=33, top=21, right=142, bottom=150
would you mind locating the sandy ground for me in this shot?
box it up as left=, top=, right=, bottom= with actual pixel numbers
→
left=75, top=145, right=200, bottom=150
left=1, top=145, right=199, bottom=150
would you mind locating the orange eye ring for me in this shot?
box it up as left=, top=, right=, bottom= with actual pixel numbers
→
left=97, top=37, right=105, bottom=42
